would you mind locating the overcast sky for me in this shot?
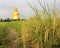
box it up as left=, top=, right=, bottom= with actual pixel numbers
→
left=0, top=0, right=60, bottom=19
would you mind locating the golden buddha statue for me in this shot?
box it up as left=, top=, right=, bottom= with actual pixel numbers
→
left=12, top=6, right=20, bottom=20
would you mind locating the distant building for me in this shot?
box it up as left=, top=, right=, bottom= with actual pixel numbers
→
left=12, top=6, right=20, bottom=20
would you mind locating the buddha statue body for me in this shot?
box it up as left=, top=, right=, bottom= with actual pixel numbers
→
left=12, top=6, right=20, bottom=20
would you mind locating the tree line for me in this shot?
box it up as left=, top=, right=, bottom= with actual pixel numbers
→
left=0, top=18, right=26, bottom=22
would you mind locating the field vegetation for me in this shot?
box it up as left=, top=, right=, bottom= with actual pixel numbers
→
left=0, top=0, right=60, bottom=48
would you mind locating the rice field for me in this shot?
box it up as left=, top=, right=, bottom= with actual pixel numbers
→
left=0, top=0, right=60, bottom=48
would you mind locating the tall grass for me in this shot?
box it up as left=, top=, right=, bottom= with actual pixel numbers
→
left=21, top=0, right=60, bottom=48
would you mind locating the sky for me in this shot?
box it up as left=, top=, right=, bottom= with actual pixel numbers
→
left=0, top=0, right=60, bottom=19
